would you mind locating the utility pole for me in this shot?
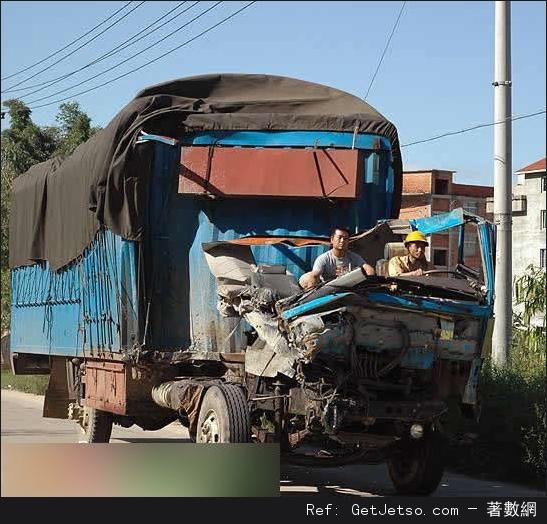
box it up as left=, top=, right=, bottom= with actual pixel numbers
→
left=492, top=0, right=512, bottom=366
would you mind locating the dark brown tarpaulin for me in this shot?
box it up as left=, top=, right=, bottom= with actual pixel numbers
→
left=9, top=73, right=403, bottom=270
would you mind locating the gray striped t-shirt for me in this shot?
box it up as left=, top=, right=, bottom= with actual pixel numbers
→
left=312, top=250, right=366, bottom=281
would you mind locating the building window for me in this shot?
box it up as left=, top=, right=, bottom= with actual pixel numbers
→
left=463, top=200, right=479, bottom=215
left=433, top=249, right=448, bottom=267
left=540, top=249, right=546, bottom=269
left=541, top=176, right=546, bottom=193
left=541, top=210, right=547, bottom=230
left=464, top=235, right=478, bottom=257
left=434, top=179, right=449, bottom=195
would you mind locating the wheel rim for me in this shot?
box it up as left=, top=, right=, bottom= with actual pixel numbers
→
left=199, top=409, right=221, bottom=443
left=390, top=446, right=421, bottom=484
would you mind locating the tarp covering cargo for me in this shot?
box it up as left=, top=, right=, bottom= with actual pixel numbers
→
left=9, top=73, right=403, bottom=271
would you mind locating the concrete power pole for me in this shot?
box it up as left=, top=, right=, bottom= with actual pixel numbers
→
left=492, top=0, right=512, bottom=366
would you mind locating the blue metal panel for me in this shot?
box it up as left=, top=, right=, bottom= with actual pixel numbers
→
left=11, top=231, right=138, bottom=357
left=148, top=129, right=396, bottom=351
left=144, top=140, right=193, bottom=348
left=280, top=293, right=353, bottom=320
left=401, top=348, right=435, bottom=369
left=478, top=222, right=496, bottom=305
left=181, top=130, right=392, bottom=151
left=364, top=292, right=492, bottom=318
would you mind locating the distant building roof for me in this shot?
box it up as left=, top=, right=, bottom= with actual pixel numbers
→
left=515, top=157, right=546, bottom=174
left=403, top=169, right=456, bottom=174
left=451, top=183, right=494, bottom=198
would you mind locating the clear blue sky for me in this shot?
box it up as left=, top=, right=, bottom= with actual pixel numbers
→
left=1, top=1, right=545, bottom=185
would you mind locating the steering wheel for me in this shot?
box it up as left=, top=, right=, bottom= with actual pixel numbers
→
left=422, top=269, right=467, bottom=280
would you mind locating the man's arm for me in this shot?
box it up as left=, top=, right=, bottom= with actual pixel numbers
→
left=388, top=257, right=423, bottom=277
left=299, top=254, right=326, bottom=289
left=299, top=269, right=321, bottom=289
left=387, top=257, right=403, bottom=276
left=352, top=252, right=375, bottom=276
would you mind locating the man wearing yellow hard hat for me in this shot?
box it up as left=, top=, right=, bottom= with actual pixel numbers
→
left=388, top=230, right=435, bottom=277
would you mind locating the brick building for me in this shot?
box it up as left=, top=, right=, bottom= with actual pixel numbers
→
left=400, top=169, right=494, bottom=270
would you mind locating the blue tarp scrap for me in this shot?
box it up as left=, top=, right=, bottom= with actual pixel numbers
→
left=409, top=208, right=465, bottom=235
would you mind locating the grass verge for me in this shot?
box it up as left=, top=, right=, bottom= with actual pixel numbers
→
left=1, top=368, right=49, bottom=395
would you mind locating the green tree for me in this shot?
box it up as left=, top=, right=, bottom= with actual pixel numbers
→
left=54, top=101, right=96, bottom=156
left=1, top=99, right=97, bottom=333
left=1, top=100, right=58, bottom=272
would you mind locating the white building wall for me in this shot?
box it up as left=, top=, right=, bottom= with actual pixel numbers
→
left=512, top=171, right=547, bottom=278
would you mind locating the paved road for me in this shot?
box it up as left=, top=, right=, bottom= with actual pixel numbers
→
left=2, top=389, right=544, bottom=498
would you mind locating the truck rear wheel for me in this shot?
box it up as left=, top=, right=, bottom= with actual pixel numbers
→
left=387, top=429, right=446, bottom=495
left=79, top=407, right=113, bottom=443
left=196, top=384, right=250, bottom=443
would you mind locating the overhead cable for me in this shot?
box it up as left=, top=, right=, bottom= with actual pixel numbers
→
left=24, top=1, right=219, bottom=106
left=3, top=2, right=193, bottom=97
left=364, top=1, right=406, bottom=100
left=1, top=1, right=133, bottom=81
left=1, top=1, right=146, bottom=92
left=27, top=1, right=256, bottom=110
left=401, top=110, right=547, bottom=148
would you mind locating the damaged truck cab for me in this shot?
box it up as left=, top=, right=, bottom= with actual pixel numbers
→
left=204, top=207, right=495, bottom=495
left=8, top=75, right=495, bottom=496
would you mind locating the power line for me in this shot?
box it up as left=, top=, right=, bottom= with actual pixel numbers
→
left=364, top=1, right=406, bottom=100
left=401, top=110, right=547, bottom=148
left=1, top=1, right=146, bottom=92
left=24, top=1, right=221, bottom=106
left=27, top=1, right=256, bottom=111
left=3, top=2, right=192, bottom=96
left=1, top=1, right=133, bottom=82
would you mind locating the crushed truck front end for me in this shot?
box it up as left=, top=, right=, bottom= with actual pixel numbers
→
left=206, top=209, right=494, bottom=494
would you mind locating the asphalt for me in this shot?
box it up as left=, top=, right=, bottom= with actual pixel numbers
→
left=2, top=389, right=544, bottom=498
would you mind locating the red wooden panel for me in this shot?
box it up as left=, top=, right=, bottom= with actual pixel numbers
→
left=178, top=147, right=363, bottom=199
left=84, top=361, right=127, bottom=415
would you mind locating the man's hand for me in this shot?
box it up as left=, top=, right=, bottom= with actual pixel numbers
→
left=299, top=271, right=320, bottom=289
left=362, top=263, right=375, bottom=276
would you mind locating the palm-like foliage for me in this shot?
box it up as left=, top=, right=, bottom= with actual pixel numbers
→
left=513, top=264, right=546, bottom=356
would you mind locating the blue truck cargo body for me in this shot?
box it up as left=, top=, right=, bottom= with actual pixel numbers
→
left=11, top=130, right=395, bottom=357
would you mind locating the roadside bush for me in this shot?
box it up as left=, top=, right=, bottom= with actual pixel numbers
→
left=445, top=348, right=545, bottom=487
left=445, top=265, right=545, bottom=487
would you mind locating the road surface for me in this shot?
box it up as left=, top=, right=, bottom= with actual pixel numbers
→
left=2, top=389, right=544, bottom=497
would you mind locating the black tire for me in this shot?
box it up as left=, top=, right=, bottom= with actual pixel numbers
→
left=80, top=407, right=113, bottom=443
left=196, top=384, right=250, bottom=443
left=387, top=429, right=446, bottom=495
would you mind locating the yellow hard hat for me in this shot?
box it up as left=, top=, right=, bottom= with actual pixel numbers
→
left=404, top=231, right=428, bottom=245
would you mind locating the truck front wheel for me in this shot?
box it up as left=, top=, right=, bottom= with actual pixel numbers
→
left=196, top=384, right=250, bottom=443
left=387, top=428, right=446, bottom=495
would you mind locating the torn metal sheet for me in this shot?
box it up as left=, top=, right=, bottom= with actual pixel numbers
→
left=245, top=339, right=296, bottom=378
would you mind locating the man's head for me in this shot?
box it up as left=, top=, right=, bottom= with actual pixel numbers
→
left=330, top=226, right=351, bottom=255
left=404, top=231, right=428, bottom=261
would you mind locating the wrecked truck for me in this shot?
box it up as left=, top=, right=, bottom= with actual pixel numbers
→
left=8, top=74, right=494, bottom=495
